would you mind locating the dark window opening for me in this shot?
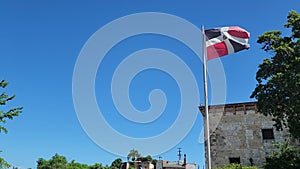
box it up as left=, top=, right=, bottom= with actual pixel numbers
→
left=266, top=157, right=271, bottom=163
left=262, top=128, right=275, bottom=140
left=249, top=158, right=254, bottom=166
left=229, top=157, right=240, bottom=164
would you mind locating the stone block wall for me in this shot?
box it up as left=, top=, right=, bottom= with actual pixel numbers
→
left=199, top=102, right=290, bottom=168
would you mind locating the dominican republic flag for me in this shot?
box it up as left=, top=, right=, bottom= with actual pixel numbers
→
left=205, top=26, right=250, bottom=60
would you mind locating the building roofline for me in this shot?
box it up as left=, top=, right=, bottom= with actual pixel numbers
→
left=199, top=101, right=257, bottom=116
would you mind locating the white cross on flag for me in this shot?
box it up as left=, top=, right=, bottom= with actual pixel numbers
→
left=205, top=26, right=250, bottom=60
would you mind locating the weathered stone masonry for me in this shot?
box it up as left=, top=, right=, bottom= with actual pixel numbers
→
left=199, top=102, right=290, bottom=168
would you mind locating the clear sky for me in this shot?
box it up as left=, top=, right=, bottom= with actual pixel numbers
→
left=0, top=1, right=300, bottom=169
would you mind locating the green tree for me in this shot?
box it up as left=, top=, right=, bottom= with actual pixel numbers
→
left=137, top=155, right=152, bottom=162
left=68, top=160, right=89, bottom=169
left=0, top=80, right=23, bottom=133
left=111, top=158, right=122, bottom=169
left=37, top=158, right=50, bottom=169
left=89, top=163, right=104, bottom=169
left=37, top=154, right=68, bottom=169
left=127, top=149, right=140, bottom=162
left=37, top=154, right=115, bottom=169
left=264, top=140, right=300, bottom=169
left=49, top=153, right=68, bottom=169
left=214, top=164, right=259, bottom=169
left=0, top=156, right=10, bottom=169
left=0, top=80, right=23, bottom=169
left=250, top=10, right=300, bottom=138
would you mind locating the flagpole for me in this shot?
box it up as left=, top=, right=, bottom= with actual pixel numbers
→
left=202, top=25, right=211, bottom=169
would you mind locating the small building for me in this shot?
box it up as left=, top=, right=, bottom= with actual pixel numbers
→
left=199, top=102, right=291, bottom=168
left=121, top=161, right=154, bottom=169
left=156, top=161, right=184, bottom=169
left=156, top=155, right=196, bottom=169
left=141, top=161, right=155, bottom=169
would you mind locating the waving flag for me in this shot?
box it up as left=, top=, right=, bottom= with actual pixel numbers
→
left=205, top=26, right=250, bottom=60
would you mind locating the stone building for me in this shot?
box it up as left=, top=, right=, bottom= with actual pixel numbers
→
left=199, top=102, right=290, bottom=168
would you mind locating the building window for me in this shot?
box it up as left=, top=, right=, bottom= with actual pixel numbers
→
left=229, top=157, right=240, bottom=164
left=262, top=128, right=274, bottom=140
left=266, top=157, right=271, bottom=163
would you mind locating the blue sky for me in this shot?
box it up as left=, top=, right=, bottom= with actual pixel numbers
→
left=0, top=1, right=300, bottom=169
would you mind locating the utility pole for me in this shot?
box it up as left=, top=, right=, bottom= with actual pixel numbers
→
left=177, top=148, right=182, bottom=164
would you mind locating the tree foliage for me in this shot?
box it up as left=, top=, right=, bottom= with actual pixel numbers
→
left=250, top=10, right=300, bottom=138
left=0, top=156, right=10, bottom=169
left=37, top=154, right=67, bottom=169
left=137, top=155, right=152, bottom=162
left=37, top=153, right=118, bottom=169
left=0, top=79, right=22, bottom=134
left=214, top=164, right=258, bottom=169
left=127, top=149, right=140, bottom=162
left=264, top=140, right=300, bottom=169
left=111, top=158, right=122, bottom=169
left=89, top=163, right=106, bottom=169
left=0, top=80, right=23, bottom=169
left=68, top=160, right=90, bottom=169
